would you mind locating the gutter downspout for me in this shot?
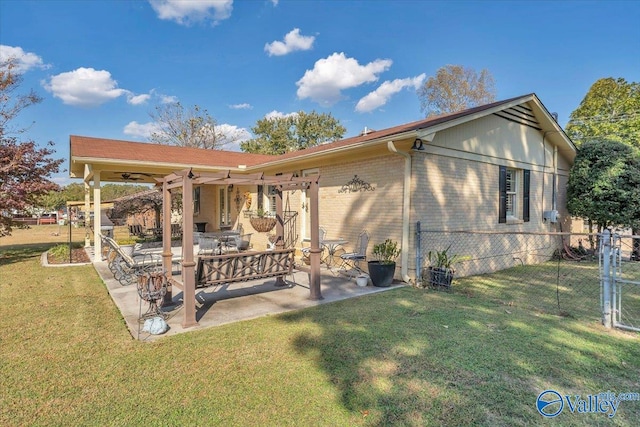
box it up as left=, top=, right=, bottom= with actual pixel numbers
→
left=387, top=141, right=412, bottom=284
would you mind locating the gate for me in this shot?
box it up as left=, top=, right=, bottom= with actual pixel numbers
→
left=600, top=229, right=640, bottom=332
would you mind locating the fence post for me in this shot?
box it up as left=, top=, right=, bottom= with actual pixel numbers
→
left=602, top=229, right=612, bottom=329
left=416, top=221, right=422, bottom=286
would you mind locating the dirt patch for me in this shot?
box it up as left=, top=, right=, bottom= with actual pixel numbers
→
left=47, top=248, right=91, bottom=264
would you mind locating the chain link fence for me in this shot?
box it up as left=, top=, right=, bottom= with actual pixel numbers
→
left=416, top=224, right=603, bottom=320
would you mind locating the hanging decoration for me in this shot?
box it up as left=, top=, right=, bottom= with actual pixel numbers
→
left=234, top=188, right=243, bottom=212
left=249, top=215, right=277, bottom=232
left=244, top=191, right=252, bottom=210
left=338, top=175, right=375, bottom=193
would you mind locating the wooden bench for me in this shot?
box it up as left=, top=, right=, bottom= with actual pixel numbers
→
left=196, top=248, right=295, bottom=288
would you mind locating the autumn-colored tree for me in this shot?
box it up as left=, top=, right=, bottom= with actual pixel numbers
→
left=417, top=65, right=496, bottom=117
left=565, top=77, right=640, bottom=148
left=240, top=111, right=346, bottom=155
left=0, top=58, right=63, bottom=236
left=149, top=102, right=231, bottom=149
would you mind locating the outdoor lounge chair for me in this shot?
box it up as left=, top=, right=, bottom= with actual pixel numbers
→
left=102, top=235, right=163, bottom=285
left=339, top=230, right=369, bottom=277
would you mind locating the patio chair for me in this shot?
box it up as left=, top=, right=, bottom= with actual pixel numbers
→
left=128, top=224, right=145, bottom=238
left=339, top=230, right=369, bottom=277
left=301, top=226, right=327, bottom=259
left=198, top=236, right=220, bottom=255
left=225, top=233, right=253, bottom=253
left=103, top=235, right=163, bottom=286
left=170, top=223, right=182, bottom=239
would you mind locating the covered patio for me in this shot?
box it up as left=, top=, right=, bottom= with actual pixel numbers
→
left=155, top=168, right=325, bottom=328
left=90, top=246, right=403, bottom=340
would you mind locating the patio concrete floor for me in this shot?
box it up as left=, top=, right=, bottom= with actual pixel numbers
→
left=92, top=253, right=405, bottom=341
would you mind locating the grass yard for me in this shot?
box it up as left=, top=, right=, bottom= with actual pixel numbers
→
left=1, top=227, right=639, bottom=426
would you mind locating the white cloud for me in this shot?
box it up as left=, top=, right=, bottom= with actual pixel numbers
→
left=123, top=121, right=160, bottom=139
left=127, top=93, right=151, bottom=105
left=229, top=103, right=252, bottom=110
left=355, top=73, right=426, bottom=113
left=265, top=28, right=315, bottom=57
left=159, top=94, right=179, bottom=104
left=216, top=123, right=251, bottom=151
left=148, top=0, right=233, bottom=25
left=264, top=110, right=299, bottom=120
left=296, top=52, right=392, bottom=106
left=0, top=45, right=48, bottom=72
left=270, top=0, right=279, bottom=6
left=42, top=68, right=128, bottom=107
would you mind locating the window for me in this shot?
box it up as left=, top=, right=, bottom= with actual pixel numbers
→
left=193, top=187, right=200, bottom=215
left=257, top=185, right=277, bottom=215
left=505, top=169, right=517, bottom=218
left=267, top=185, right=277, bottom=216
left=499, top=166, right=530, bottom=223
left=219, top=187, right=231, bottom=226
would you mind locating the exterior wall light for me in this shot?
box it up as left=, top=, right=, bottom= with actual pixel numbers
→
left=411, top=138, right=425, bottom=150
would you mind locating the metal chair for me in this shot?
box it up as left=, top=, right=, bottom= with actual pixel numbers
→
left=301, top=227, right=327, bottom=259
left=339, top=230, right=369, bottom=277
left=198, top=236, right=220, bottom=255
left=102, top=235, right=163, bottom=286
left=225, top=233, right=253, bottom=253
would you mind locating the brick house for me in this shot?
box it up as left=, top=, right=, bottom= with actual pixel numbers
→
left=70, top=93, right=576, bottom=285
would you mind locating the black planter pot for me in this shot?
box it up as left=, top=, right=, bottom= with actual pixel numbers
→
left=368, top=261, right=396, bottom=287
left=428, top=267, right=454, bottom=288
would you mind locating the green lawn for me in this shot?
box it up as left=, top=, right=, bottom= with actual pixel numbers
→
left=1, top=234, right=639, bottom=426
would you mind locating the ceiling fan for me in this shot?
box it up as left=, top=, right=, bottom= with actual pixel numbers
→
left=116, top=172, right=154, bottom=181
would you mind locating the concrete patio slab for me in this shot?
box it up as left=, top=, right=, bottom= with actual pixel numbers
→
left=92, top=253, right=404, bottom=341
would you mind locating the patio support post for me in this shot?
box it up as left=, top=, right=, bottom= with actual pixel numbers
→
left=181, top=174, right=198, bottom=328
left=93, top=172, right=102, bottom=262
left=162, top=181, right=173, bottom=304
left=309, top=177, right=323, bottom=300
left=83, top=173, right=91, bottom=248
left=274, top=187, right=286, bottom=286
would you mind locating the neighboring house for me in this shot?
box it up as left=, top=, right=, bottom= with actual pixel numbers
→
left=69, top=93, right=576, bottom=284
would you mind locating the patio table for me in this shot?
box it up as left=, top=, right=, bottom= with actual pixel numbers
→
left=321, top=239, right=348, bottom=267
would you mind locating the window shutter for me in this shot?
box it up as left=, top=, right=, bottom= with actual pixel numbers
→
left=523, top=169, right=530, bottom=222
left=499, top=165, right=507, bottom=223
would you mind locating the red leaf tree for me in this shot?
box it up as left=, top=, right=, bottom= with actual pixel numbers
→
left=1, top=58, right=63, bottom=236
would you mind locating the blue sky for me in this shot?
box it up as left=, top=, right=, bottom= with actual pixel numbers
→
left=1, top=0, right=639, bottom=185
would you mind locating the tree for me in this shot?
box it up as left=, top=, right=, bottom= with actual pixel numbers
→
left=240, top=111, right=346, bottom=155
left=567, top=139, right=640, bottom=233
left=149, top=102, right=229, bottom=149
left=565, top=78, right=640, bottom=148
left=1, top=58, right=63, bottom=236
left=417, top=65, right=496, bottom=117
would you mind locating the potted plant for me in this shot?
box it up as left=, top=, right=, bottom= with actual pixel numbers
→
left=427, top=245, right=458, bottom=289
left=249, top=208, right=277, bottom=232
left=367, top=239, right=400, bottom=287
